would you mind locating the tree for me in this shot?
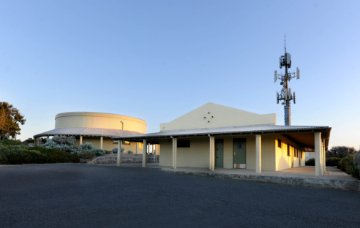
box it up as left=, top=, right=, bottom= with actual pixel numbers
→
left=0, top=102, right=26, bottom=139
left=327, top=146, right=356, bottom=158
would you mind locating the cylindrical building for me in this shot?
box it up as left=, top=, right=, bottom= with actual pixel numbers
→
left=34, top=112, right=147, bottom=153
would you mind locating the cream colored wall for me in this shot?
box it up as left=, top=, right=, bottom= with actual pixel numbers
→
left=275, top=140, right=290, bottom=170
left=159, top=139, right=172, bottom=167
left=243, top=135, right=275, bottom=171
left=275, top=139, right=306, bottom=171
left=289, top=146, right=294, bottom=168
left=261, top=136, right=276, bottom=171
left=300, top=151, right=306, bottom=166
left=159, top=135, right=277, bottom=171
left=246, top=137, right=256, bottom=170
left=80, top=137, right=116, bottom=151
left=155, top=144, right=160, bottom=155
left=121, top=142, right=140, bottom=154
left=293, top=148, right=300, bottom=168
left=160, top=103, right=276, bottom=131
left=55, top=112, right=147, bottom=133
left=294, top=149, right=306, bottom=167
left=103, top=139, right=117, bottom=151
left=159, top=138, right=209, bottom=168
left=177, top=138, right=209, bottom=168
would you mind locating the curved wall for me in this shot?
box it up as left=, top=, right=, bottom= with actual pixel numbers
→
left=55, top=112, right=147, bottom=133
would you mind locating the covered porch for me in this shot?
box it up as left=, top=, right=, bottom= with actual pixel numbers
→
left=114, top=125, right=331, bottom=176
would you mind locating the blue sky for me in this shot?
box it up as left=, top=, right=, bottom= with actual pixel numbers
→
left=1, top=0, right=359, bottom=149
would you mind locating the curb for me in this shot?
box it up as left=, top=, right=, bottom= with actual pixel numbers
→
left=162, top=168, right=360, bottom=191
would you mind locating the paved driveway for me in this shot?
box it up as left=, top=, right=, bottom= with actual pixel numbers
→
left=0, top=164, right=359, bottom=228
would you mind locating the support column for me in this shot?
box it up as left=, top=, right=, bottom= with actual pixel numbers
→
left=172, top=137, right=177, bottom=169
left=117, top=140, right=122, bottom=166
left=255, top=134, right=262, bottom=173
left=314, top=132, right=322, bottom=176
left=100, top=136, right=103, bottom=150
left=142, top=139, right=147, bottom=168
left=135, top=142, right=138, bottom=154
left=323, top=140, right=327, bottom=173
left=209, top=136, right=215, bottom=171
left=79, top=136, right=83, bottom=145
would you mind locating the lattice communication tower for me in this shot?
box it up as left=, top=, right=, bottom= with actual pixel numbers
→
left=274, top=44, right=300, bottom=126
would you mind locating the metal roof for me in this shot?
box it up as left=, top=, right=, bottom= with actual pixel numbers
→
left=114, top=125, right=330, bottom=139
left=113, top=124, right=331, bottom=149
left=34, top=127, right=142, bottom=138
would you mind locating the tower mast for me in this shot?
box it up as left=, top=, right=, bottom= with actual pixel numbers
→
left=274, top=41, right=300, bottom=126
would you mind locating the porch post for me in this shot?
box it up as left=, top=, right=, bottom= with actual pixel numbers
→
left=255, top=134, right=262, bottom=173
left=322, top=140, right=327, bottom=173
left=209, top=136, right=215, bottom=171
left=79, top=135, right=83, bottom=145
left=314, top=132, right=322, bottom=176
left=172, top=137, right=177, bottom=169
left=100, top=136, right=103, bottom=150
left=142, top=139, right=147, bottom=167
left=117, top=140, right=122, bottom=166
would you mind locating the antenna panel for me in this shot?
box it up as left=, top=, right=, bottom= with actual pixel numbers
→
left=286, top=53, right=291, bottom=68
left=293, top=92, right=296, bottom=104
left=296, top=67, right=300, bottom=79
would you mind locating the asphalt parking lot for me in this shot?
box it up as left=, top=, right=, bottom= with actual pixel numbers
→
left=0, top=164, right=359, bottom=228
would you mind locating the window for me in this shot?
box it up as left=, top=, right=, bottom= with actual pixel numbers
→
left=287, top=145, right=290, bottom=157
left=177, top=139, right=190, bottom=148
left=277, top=139, right=282, bottom=148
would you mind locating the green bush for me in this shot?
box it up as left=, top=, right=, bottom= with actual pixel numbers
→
left=0, top=140, right=79, bottom=164
left=76, top=143, right=105, bottom=160
left=326, top=157, right=341, bottom=166
left=0, top=139, right=109, bottom=164
left=305, top=158, right=315, bottom=166
left=306, top=157, right=341, bottom=167
left=0, top=139, right=23, bottom=146
left=354, top=152, right=360, bottom=177
left=338, top=155, right=359, bottom=179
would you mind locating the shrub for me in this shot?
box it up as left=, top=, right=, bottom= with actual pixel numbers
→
left=0, top=139, right=22, bottom=146
left=23, top=138, right=35, bottom=145
left=338, top=154, right=359, bottom=179
left=305, top=158, right=315, bottom=166
left=0, top=138, right=108, bottom=164
left=76, top=143, right=104, bottom=160
left=0, top=140, right=79, bottom=164
left=0, top=145, right=28, bottom=164
left=326, top=157, right=341, bottom=166
left=78, top=143, right=94, bottom=152
left=45, top=150, right=78, bottom=163
left=352, top=152, right=360, bottom=178
left=306, top=157, right=341, bottom=167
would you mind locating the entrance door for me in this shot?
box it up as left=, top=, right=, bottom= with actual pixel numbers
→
left=215, top=139, right=224, bottom=168
left=233, top=139, right=246, bottom=168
